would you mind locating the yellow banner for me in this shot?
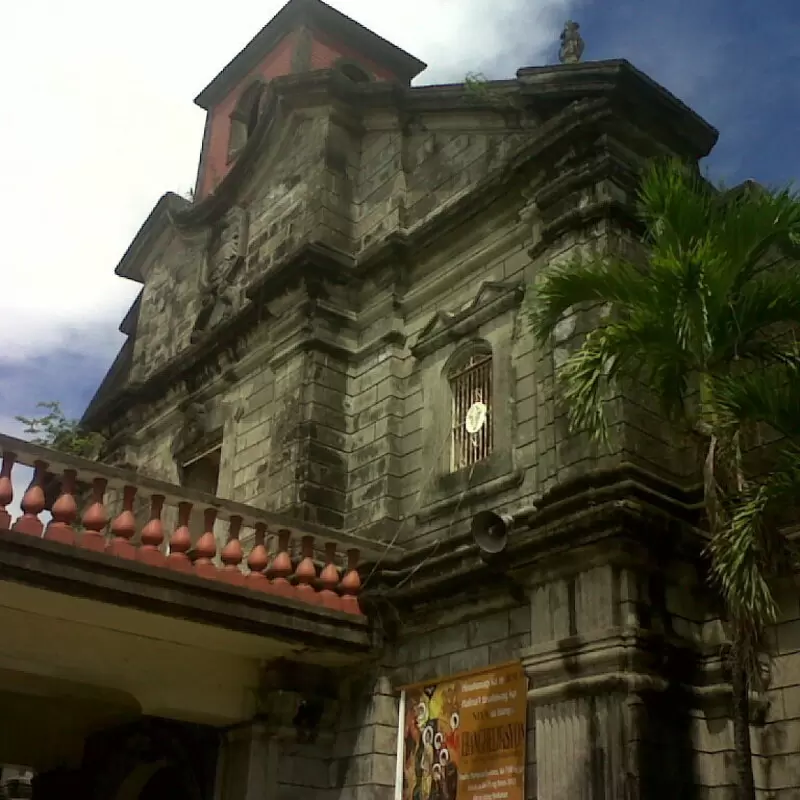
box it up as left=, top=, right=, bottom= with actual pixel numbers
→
left=400, top=662, right=527, bottom=800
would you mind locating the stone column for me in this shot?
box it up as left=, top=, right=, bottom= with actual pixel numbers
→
left=522, top=564, right=650, bottom=799
left=331, top=669, right=399, bottom=800
left=214, top=722, right=279, bottom=800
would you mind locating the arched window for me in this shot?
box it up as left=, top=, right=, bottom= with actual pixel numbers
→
left=227, top=81, right=265, bottom=160
left=336, top=60, right=372, bottom=83
left=447, top=342, right=493, bottom=471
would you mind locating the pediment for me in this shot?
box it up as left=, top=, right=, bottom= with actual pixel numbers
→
left=412, top=280, right=525, bottom=359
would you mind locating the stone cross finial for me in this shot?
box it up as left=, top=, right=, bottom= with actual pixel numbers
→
left=559, top=20, right=585, bottom=64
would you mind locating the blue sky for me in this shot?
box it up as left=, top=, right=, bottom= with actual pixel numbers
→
left=0, top=0, right=797, bottom=446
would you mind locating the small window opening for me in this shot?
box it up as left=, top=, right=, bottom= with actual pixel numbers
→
left=228, top=82, right=264, bottom=160
left=338, top=62, right=371, bottom=83
left=181, top=445, right=221, bottom=495
left=449, top=350, right=493, bottom=471
left=180, top=444, right=222, bottom=544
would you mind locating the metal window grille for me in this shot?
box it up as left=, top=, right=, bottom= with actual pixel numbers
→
left=450, top=353, right=493, bottom=471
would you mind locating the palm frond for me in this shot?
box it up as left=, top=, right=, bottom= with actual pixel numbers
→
left=556, top=316, right=691, bottom=443
left=527, top=255, right=653, bottom=346
left=719, top=183, right=800, bottom=296
left=647, top=236, right=719, bottom=366
left=713, top=269, right=800, bottom=363
left=637, top=158, right=714, bottom=249
left=707, top=447, right=800, bottom=680
left=716, top=360, right=800, bottom=440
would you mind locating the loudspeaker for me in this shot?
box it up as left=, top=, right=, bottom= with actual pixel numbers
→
left=470, top=510, right=513, bottom=555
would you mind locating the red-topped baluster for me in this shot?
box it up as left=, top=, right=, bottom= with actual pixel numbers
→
left=268, top=529, right=293, bottom=598
left=138, top=494, right=167, bottom=567
left=339, top=548, right=363, bottom=615
left=107, top=485, right=138, bottom=559
left=318, top=542, right=342, bottom=611
left=45, top=469, right=78, bottom=546
left=194, top=508, right=219, bottom=579
left=80, top=477, right=108, bottom=551
left=167, top=501, right=193, bottom=572
left=13, top=460, right=47, bottom=536
left=246, top=522, right=271, bottom=592
left=294, top=535, right=319, bottom=604
left=0, top=452, right=16, bottom=530
left=220, top=515, right=244, bottom=586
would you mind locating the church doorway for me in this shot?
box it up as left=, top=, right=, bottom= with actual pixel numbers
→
left=138, top=764, right=194, bottom=800
left=112, top=760, right=199, bottom=800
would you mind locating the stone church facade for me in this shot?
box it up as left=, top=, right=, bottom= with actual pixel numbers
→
left=76, top=0, right=800, bottom=797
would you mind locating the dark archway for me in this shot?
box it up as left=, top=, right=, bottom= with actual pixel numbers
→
left=82, top=719, right=216, bottom=800
left=335, top=59, right=372, bottom=83
left=139, top=764, right=194, bottom=800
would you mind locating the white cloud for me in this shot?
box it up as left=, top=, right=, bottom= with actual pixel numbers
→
left=0, top=0, right=573, bottom=368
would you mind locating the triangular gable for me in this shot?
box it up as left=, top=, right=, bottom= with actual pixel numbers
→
left=194, top=0, right=426, bottom=111
left=412, top=280, right=525, bottom=359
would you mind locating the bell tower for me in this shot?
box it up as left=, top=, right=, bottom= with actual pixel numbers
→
left=192, top=0, right=426, bottom=199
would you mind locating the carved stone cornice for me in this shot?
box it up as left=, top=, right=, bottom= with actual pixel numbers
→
left=357, top=98, right=616, bottom=276
left=98, top=99, right=632, bottom=436
left=361, top=463, right=705, bottom=606
left=99, top=96, right=606, bottom=428
left=516, top=59, right=718, bottom=159
left=521, top=625, right=769, bottom=720
left=115, top=57, right=717, bottom=286
left=411, top=281, right=525, bottom=359
left=94, top=74, right=715, bottom=435
left=85, top=243, right=353, bottom=430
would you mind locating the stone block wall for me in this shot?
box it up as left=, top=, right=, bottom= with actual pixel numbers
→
left=756, top=578, right=800, bottom=797
left=346, top=340, right=405, bottom=540
left=212, top=569, right=800, bottom=800
left=354, top=122, right=405, bottom=254
left=131, top=234, right=207, bottom=383
left=615, top=545, right=800, bottom=798
left=400, top=122, right=528, bottom=231
left=245, top=114, right=330, bottom=275
left=329, top=598, right=534, bottom=800
left=221, top=599, right=535, bottom=800
left=130, top=112, right=328, bottom=390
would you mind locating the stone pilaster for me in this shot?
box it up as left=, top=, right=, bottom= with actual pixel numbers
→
left=331, top=668, right=399, bottom=800
left=522, top=562, right=698, bottom=798
left=214, top=722, right=279, bottom=800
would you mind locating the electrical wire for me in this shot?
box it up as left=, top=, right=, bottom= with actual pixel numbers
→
left=361, top=419, right=455, bottom=590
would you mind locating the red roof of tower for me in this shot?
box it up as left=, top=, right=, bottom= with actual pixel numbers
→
left=194, top=0, right=427, bottom=110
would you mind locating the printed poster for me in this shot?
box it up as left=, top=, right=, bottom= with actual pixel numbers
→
left=400, top=662, right=527, bottom=800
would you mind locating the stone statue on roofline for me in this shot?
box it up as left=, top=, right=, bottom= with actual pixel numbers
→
left=559, top=20, right=585, bottom=65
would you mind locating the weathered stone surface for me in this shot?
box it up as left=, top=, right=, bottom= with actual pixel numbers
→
left=77, top=27, right=800, bottom=800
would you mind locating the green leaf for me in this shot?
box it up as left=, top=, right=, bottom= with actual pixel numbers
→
left=527, top=156, right=800, bottom=686
left=15, top=401, right=104, bottom=459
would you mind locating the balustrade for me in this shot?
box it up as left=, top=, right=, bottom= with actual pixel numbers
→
left=0, top=436, right=374, bottom=616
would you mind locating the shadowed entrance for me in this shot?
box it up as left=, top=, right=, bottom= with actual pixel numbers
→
left=140, top=766, right=194, bottom=800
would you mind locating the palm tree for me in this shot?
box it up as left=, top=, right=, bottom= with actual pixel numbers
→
left=527, top=158, right=800, bottom=799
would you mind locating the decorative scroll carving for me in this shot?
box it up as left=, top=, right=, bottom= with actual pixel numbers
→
left=191, top=207, right=250, bottom=342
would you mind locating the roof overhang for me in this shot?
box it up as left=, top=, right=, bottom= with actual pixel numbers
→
left=114, top=192, right=191, bottom=283
left=517, top=59, right=718, bottom=160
